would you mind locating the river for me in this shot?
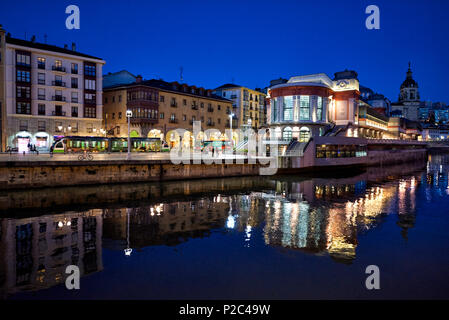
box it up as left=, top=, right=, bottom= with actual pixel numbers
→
left=1, top=152, right=448, bottom=299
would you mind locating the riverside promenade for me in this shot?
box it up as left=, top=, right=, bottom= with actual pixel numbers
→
left=0, top=152, right=266, bottom=190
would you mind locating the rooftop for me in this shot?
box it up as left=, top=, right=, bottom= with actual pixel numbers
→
left=5, top=35, right=104, bottom=61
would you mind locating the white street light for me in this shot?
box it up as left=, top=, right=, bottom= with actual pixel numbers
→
left=229, top=112, right=235, bottom=147
left=126, top=110, right=133, bottom=160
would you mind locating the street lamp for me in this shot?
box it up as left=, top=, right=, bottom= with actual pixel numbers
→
left=229, top=112, right=235, bottom=147
left=126, top=110, right=133, bottom=160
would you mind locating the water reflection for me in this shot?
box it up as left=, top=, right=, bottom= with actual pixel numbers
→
left=1, top=153, right=448, bottom=298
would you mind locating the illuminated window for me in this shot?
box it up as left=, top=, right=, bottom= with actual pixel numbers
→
left=299, top=96, right=310, bottom=121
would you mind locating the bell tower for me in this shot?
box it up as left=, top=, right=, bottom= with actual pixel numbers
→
left=399, top=62, right=420, bottom=103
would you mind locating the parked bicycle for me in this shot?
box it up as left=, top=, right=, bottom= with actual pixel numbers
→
left=78, top=151, right=94, bottom=161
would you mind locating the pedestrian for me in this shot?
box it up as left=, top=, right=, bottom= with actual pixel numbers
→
left=50, top=145, right=54, bottom=158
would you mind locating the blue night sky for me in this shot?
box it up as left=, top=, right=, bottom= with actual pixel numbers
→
left=1, top=0, right=449, bottom=103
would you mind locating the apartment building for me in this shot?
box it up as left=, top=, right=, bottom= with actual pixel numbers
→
left=0, top=26, right=105, bottom=152
left=103, top=73, right=233, bottom=148
left=213, top=84, right=267, bottom=129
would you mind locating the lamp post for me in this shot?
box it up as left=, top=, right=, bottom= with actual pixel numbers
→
left=229, top=112, right=235, bottom=147
left=126, top=110, right=132, bottom=160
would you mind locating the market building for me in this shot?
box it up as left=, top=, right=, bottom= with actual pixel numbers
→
left=0, top=25, right=105, bottom=152
left=103, top=73, right=234, bottom=149
left=266, top=69, right=421, bottom=153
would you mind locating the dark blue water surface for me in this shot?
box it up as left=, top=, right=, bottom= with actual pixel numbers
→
left=1, top=153, right=448, bottom=299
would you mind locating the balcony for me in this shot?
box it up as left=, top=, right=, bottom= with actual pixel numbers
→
left=71, top=98, right=79, bottom=103
left=71, top=84, right=78, bottom=89
left=38, top=64, right=46, bottom=70
left=85, top=99, right=96, bottom=105
left=52, top=95, right=66, bottom=102
left=72, top=112, right=78, bottom=117
left=207, top=121, right=215, bottom=126
left=38, top=95, right=46, bottom=100
left=207, top=107, right=214, bottom=112
left=52, top=81, right=66, bottom=87
left=38, top=80, right=45, bottom=85
left=170, top=102, right=178, bottom=108
left=71, top=69, right=78, bottom=74
left=52, top=111, right=67, bottom=116
left=191, top=105, right=198, bottom=110
left=169, top=118, right=178, bottom=124
left=52, top=66, right=66, bottom=72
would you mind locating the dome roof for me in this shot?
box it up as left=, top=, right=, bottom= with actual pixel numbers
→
left=400, top=62, right=418, bottom=89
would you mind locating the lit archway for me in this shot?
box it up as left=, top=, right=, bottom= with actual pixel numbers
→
left=299, top=127, right=310, bottom=142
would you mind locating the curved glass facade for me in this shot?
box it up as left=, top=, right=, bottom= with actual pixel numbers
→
left=270, top=95, right=327, bottom=124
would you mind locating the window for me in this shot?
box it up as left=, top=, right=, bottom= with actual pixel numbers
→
left=85, top=79, right=96, bottom=90
left=19, top=120, right=28, bottom=131
left=117, top=126, right=120, bottom=134
left=38, top=88, right=45, bottom=100
left=317, top=96, right=323, bottom=121
left=38, top=104, right=46, bottom=115
left=118, top=112, right=122, bottom=119
left=71, top=63, right=78, bottom=74
left=218, top=105, right=221, bottom=110
left=16, top=102, right=31, bottom=114
left=55, top=60, right=62, bottom=67
left=160, top=112, right=164, bottom=119
left=160, top=95, right=165, bottom=102
left=104, top=97, right=108, bottom=104
left=299, top=96, right=310, bottom=121
left=37, top=57, right=46, bottom=69
left=16, top=53, right=30, bottom=66
left=283, top=96, right=293, bottom=121
left=38, top=73, right=45, bottom=85
left=71, top=106, right=78, bottom=117
left=16, top=70, right=30, bottom=82
left=71, top=92, right=78, bottom=103
left=201, top=102, right=204, bottom=108
left=112, top=113, right=115, bottom=119
left=119, top=95, right=122, bottom=102
left=71, top=78, right=78, bottom=88
left=84, top=107, right=96, bottom=118
left=183, top=99, right=187, bottom=106
left=38, top=121, right=46, bottom=131
left=16, top=86, right=31, bottom=98
left=183, top=114, right=187, bottom=121
left=84, top=93, right=96, bottom=104
left=112, top=96, right=115, bottom=103
left=84, top=64, right=96, bottom=76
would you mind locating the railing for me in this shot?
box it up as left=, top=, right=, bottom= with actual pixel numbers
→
left=52, top=95, right=66, bottom=102
left=71, top=84, right=78, bottom=89
left=72, top=112, right=78, bottom=117
left=38, top=80, right=45, bottom=85
left=52, top=111, right=67, bottom=116
left=170, top=102, right=178, bottom=107
left=38, top=64, right=45, bottom=70
left=191, top=106, right=198, bottom=110
left=71, top=98, right=78, bottom=103
left=207, top=122, right=215, bottom=126
left=169, top=119, right=178, bottom=123
left=71, top=69, right=78, bottom=74
left=207, top=107, right=214, bottom=112
left=38, top=95, right=46, bottom=100
left=84, top=99, right=96, bottom=104
left=52, top=81, right=66, bottom=87
left=52, top=66, right=66, bottom=72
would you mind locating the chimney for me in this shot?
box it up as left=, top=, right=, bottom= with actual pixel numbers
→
left=136, top=75, right=143, bottom=83
left=30, top=35, right=36, bottom=43
left=72, top=42, right=76, bottom=51
left=64, top=44, right=68, bottom=49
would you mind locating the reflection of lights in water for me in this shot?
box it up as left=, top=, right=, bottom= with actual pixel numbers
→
left=245, top=225, right=252, bottom=241
left=58, top=221, right=63, bottom=228
left=124, top=248, right=132, bottom=256
left=226, top=215, right=235, bottom=229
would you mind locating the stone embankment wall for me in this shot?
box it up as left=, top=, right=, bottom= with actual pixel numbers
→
left=0, top=160, right=261, bottom=190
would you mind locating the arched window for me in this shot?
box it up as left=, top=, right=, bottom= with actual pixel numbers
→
left=299, top=127, right=310, bottom=142
left=283, top=127, right=292, bottom=140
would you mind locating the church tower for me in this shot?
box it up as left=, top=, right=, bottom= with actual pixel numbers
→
left=390, top=62, right=421, bottom=121
left=399, top=62, right=420, bottom=103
